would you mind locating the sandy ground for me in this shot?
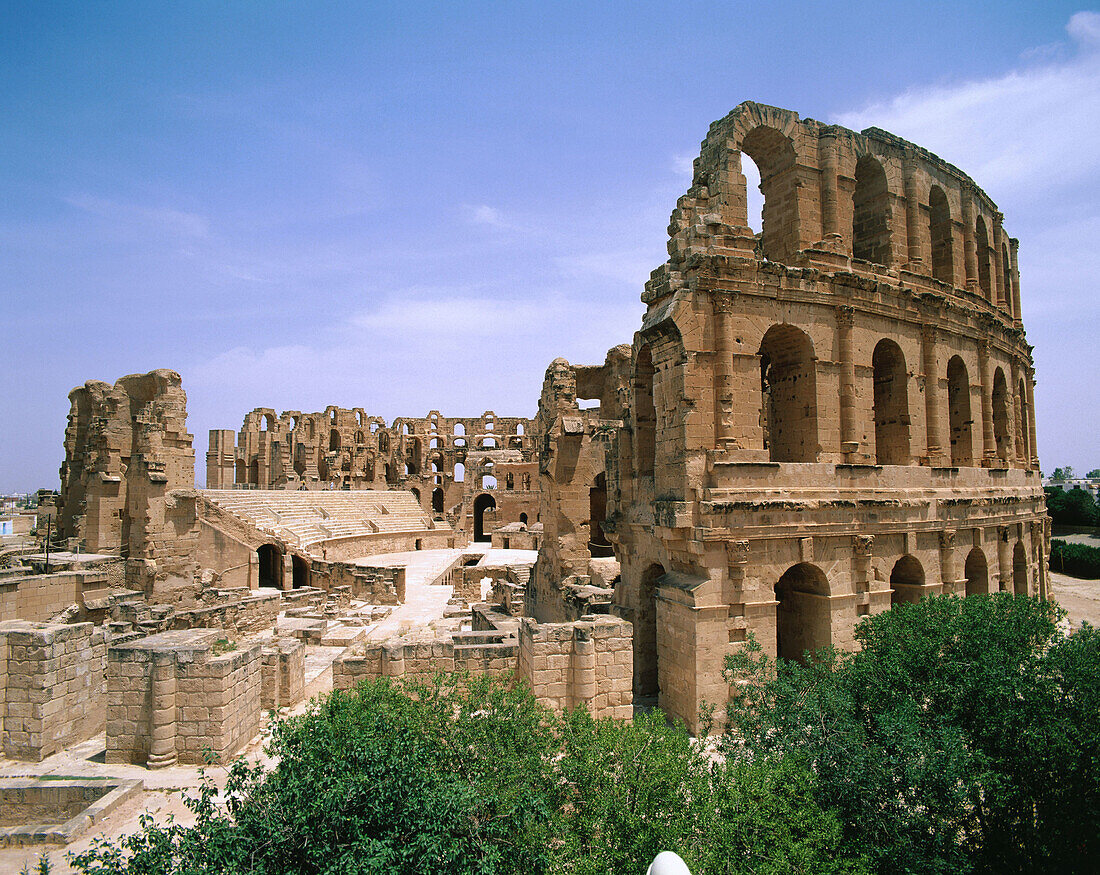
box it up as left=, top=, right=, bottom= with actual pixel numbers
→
left=1050, top=570, right=1100, bottom=630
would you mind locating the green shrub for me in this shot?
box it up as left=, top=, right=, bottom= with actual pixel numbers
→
left=723, top=594, right=1100, bottom=875
left=1050, top=538, right=1100, bottom=578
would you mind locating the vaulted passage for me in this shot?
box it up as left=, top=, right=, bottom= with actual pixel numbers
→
left=1013, top=541, right=1029, bottom=596
left=759, top=325, right=818, bottom=462
left=872, top=339, right=909, bottom=465
left=965, top=547, right=988, bottom=596
left=258, top=544, right=282, bottom=589
left=740, top=125, right=798, bottom=263
left=473, top=493, right=496, bottom=542
left=292, top=554, right=309, bottom=589
left=431, top=487, right=444, bottom=514
left=992, top=368, right=1011, bottom=461
left=890, top=554, right=925, bottom=604
left=774, top=563, right=831, bottom=663
left=947, top=356, right=973, bottom=466
left=929, top=186, right=954, bottom=285
left=853, top=155, right=892, bottom=265
left=589, top=472, right=612, bottom=558
left=635, top=563, right=665, bottom=698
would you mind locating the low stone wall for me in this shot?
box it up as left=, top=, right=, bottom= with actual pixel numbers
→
left=0, top=621, right=106, bottom=761
left=171, top=588, right=281, bottom=634
left=0, top=570, right=116, bottom=624
left=311, top=561, right=405, bottom=604
left=333, top=614, right=633, bottom=720
left=308, top=530, right=454, bottom=562
left=106, top=630, right=262, bottom=767
left=261, top=637, right=305, bottom=709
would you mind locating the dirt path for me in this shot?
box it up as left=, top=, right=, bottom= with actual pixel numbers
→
left=1049, top=570, right=1100, bottom=630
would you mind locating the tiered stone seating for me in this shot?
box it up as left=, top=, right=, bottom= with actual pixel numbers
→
left=201, top=490, right=437, bottom=548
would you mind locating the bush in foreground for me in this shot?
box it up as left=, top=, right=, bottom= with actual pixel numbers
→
left=723, top=594, right=1100, bottom=875
left=71, top=673, right=864, bottom=875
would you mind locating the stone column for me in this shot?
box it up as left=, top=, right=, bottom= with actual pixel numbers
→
left=836, top=306, right=859, bottom=459
left=977, top=340, right=996, bottom=464
left=1010, top=238, right=1023, bottom=328
left=1025, top=370, right=1039, bottom=469
left=818, top=132, right=841, bottom=249
left=724, top=540, right=750, bottom=644
left=146, top=651, right=177, bottom=769
left=921, top=323, right=945, bottom=465
left=713, top=292, right=737, bottom=450
left=851, top=535, right=874, bottom=616
left=571, top=625, right=596, bottom=710
left=939, top=530, right=958, bottom=595
left=962, top=191, right=978, bottom=291
left=997, top=526, right=1012, bottom=593
left=903, top=156, right=923, bottom=269
left=992, top=218, right=1006, bottom=310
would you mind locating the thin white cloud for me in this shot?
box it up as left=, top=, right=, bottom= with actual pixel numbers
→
left=64, top=194, right=210, bottom=239
left=465, top=203, right=509, bottom=228
left=835, top=11, right=1100, bottom=202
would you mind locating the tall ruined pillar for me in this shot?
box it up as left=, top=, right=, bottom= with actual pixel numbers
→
left=1025, top=370, right=1039, bottom=469
left=921, top=324, right=945, bottom=465
left=851, top=535, right=874, bottom=616
left=818, top=132, right=841, bottom=249
left=836, top=306, right=859, bottom=458
left=713, top=292, right=738, bottom=450
left=903, top=156, right=923, bottom=269
left=1010, top=239, right=1023, bottom=329
left=147, top=652, right=178, bottom=769
left=977, top=340, right=996, bottom=464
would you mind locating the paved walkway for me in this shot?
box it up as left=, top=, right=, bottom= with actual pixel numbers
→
left=354, top=548, right=467, bottom=640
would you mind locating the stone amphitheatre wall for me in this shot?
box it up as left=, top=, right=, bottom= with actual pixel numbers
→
left=208, top=409, right=538, bottom=543
left=530, top=101, right=1049, bottom=733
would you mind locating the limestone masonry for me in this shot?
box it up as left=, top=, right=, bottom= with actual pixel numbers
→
left=0, top=102, right=1049, bottom=778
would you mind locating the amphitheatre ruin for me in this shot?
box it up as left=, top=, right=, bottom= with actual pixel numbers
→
left=0, top=102, right=1048, bottom=856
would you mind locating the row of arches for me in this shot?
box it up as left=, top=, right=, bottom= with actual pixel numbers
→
left=633, top=327, right=1033, bottom=470
left=635, top=546, right=1033, bottom=696
left=256, top=544, right=310, bottom=589
left=735, top=125, right=1017, bottom=319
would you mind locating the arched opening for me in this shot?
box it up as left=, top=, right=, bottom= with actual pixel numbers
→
left=378, top=432, right=389, bottom=454
left=454, top=462, right=465, bottom=483
left=929, top=186, right=954, bottom=286
left=249, top=459, right=259, bottom=486
left=964, top=547, right=988, bottom=596
left=473, top=493, right=496, bottom=542
left=431, top=487, right=444, bottom=514
left=354, top=430, right=364, bottom=445
left=480, top=437, right=498, bottom=449
left=975, top=216, right=992, bottom=301
left=519, top=512, right=528, bottom=525
left=636, top=563, right=665, bottom=698
left=505, top=472, right=514, bottom=490
left=329, top=429, right=340, bottom=451
left=1017, top=379, right=1032, bottom=465
left=1013, top=541, right=1028, bottom=596
left=634, top=345, right=656, bottom=477
left=890, top=554, right=925, bottom=604
left=410, top=487, right=420, bottom=503
left=482, top=475, right=497, bottom=490
left=454, top=422, right=465, bottom=436
left=947, top=356, right=973, bottom=466
left=759, top=324, right=818, bottom=462
left=235, top=459, right=246, bottom=485
left=774, top=563, right=831, bottom=663
left=292, top=554, right=309, bottom=589
left=589, top=472, right=612, bottom=558
left=740, top=125, right=798, bottom=263
left=257, top=544, right=282, bottom=589
left=872, top=339, right=910, bottom=465
left=318, top=457, right=329, bottom=482
left=992, top=368, right=1011, bottom=461
left=516, top=423, right=525, bottom=436
left=261, top=412, right=274, bottom=431
left=1001, top=244, right=1012, bottom=313
left=430, top=437, right=442, bottom=449
left=853, top=154, right=892, bottom=265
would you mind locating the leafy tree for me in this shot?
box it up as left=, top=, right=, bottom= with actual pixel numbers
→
left=1087, top=468, right=1100, bottom=480
left=71, top=673, right=868, bottom=875
left=1050, top=466, right=1075, bottom=481
left=723, top=595, right=1100, bottom=875
left=1045, top=485, right=1099, bottom=527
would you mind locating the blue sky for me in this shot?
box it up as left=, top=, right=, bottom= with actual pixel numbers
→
left=2, top=2, right=1097, bottom=491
